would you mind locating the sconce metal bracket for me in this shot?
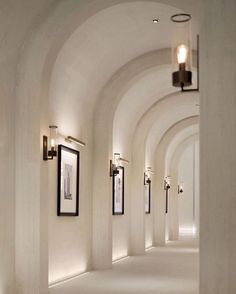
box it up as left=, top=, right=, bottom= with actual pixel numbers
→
left=181, top=35, right=199, bottom=92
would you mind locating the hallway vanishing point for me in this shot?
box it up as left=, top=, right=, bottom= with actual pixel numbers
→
left=50, top=239, right=199, bottom=294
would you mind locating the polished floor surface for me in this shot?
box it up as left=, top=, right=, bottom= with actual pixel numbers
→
left=50, top=239, right=199, bottom=294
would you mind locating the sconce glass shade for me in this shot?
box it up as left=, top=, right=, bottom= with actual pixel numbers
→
left=178, top=181, right=184, bottom=193
left=49, top=126, right=58, bottom=151
left=171, top=14, right=192, bottom=88
left=114, top=153, right=120, bottom=168
left=144, top=172, right=151, bottom=185
left=43, top=125, right=58, bottom=161
left=164, top=176, right=171, bottom=190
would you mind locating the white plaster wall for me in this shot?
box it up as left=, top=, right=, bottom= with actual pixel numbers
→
left=145, top=180, right=154, bottom=248
left=178, top=145, right=194, bottom=232
left=48, top=141, right=92, bottom=284
left=112, top=164, right=130, bottom=261
left=178, top=142, right=199, bottom=236
left=48, top=71, right=93, bottom=283
left=200, top=1, right=236, bottom=292
left=0, top=1, right=56, bottom=293
left=194, top=142, right=199, bottom=236
left=145, top=214, right=153, bottom=248
left=0, top=60, right=15, bottom=294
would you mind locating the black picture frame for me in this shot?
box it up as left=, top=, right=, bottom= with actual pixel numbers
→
left=112, top=166, right=124, bottom=215
left=144, top=182, right=151, bottom=214
left=57, top=145, right=80, bottom=216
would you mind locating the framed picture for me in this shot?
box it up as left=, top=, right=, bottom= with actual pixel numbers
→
left=144, top=182, right=151, bottom=214
left=112, top=166, right=124, bottom=215
left=57, top=145, right=80, bottom=216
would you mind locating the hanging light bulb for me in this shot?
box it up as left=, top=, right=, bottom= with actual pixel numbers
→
left=177, top=44, right=189, bottom=65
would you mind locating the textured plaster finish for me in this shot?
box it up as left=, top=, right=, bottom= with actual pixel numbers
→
left=0, top=58, right=15, bottom=294
left=200, top=0, right=236, bottom=293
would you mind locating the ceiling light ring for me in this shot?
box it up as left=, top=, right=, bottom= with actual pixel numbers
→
left=170, top=13, right=191, bottom=23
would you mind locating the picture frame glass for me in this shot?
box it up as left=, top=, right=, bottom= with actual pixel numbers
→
left=113, top=166, right=124, bottom=215
left=58, top=145, right=79, bottom=216
left=144, top=183, right=151, bottom=214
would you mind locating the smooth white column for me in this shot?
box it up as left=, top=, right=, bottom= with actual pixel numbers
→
left=200, top=0, right=236, bottom=293
left=153, top=173, right=166, bottom=246
left=130, top=145, right=145, bottom=255
left=168, top=169, right=179, bottom=241
left=92, top=123, right=112, bottom=270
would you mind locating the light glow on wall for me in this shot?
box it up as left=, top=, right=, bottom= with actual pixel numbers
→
left=145, top=246, right=154, bottom=251
left=49, top=256, right=89, bottom=286
left=179, top=225, right=196, bottom=237
left=112, top=255, right=130, bottom=264
left=49, top=271, right=90, bottom=288
left=112, top=242, right=128, bottom=262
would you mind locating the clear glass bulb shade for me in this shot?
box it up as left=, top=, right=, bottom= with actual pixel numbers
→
left=114, top=153, right=120, bottom=167
left=49, top=126, right=58, bottom=150
left=171, top=20, right=192, bottom=71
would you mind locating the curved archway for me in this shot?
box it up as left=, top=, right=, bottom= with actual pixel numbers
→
left=167, top=135, right=199, bottom=241
left=153, top=124, right=199, bottom=245
left=143, top=116, right=199, bottom=247
left=14, top=0, right=199, bottom=289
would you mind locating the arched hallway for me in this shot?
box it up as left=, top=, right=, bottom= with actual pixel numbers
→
left=50, top=238, right=199, bottom=294
left=0, top=0, right=236, bottom=293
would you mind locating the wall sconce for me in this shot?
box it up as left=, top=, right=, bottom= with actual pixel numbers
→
left=178, top=184, right=184, bottom=194
left=110, top=153, right=130, bottom=177
left=110, top=153, right=120, bottom=177
left=144, top=171, right=151, bottom=185
left=171, top=13, right=199, bottom=92
left=164, top=177, right=171, bottom=191
left=43, top=125, right=58, bottom=161
left=164, top=177, right=171, bottom=214
left=144, top=167, right=154, bottom=185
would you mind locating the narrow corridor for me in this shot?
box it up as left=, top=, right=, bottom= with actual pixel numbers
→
left=50, top=239, right=199, bottom=294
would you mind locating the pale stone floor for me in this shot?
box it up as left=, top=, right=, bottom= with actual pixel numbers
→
left=50, top=239, right=199, bottom=294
